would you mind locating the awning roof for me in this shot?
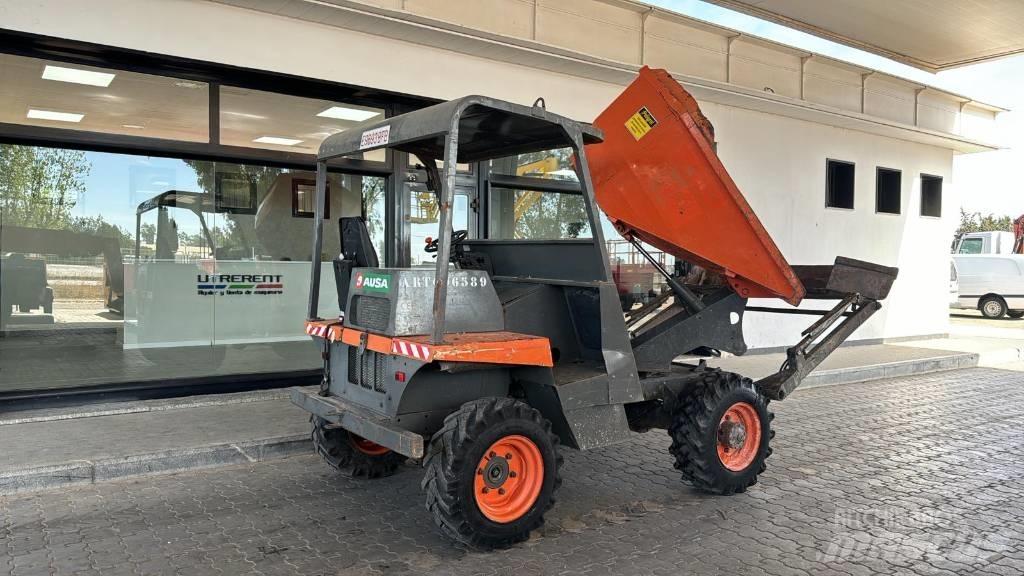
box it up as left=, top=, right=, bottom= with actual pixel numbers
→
left=704, top=0, right=1024, bottom=72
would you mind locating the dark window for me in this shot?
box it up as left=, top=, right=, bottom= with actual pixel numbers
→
left=292, top=178, right=329, bottom=218
left=875, top=167, right=901, bottom=214
left=826, top=159, right=855, bottom=209
left=921, top=174, right=943, bottom=217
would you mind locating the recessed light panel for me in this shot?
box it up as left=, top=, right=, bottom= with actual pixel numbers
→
left=42, top=65, right=115, bottom=87
left=27, top=109, right=84, bottom=123
left=316, top=106, right=380, bottom=122
left=253, top=136, right=303, bottom=146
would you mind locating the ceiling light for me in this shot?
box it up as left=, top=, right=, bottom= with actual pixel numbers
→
left=253, top=136, right=303, bottom=146
left=42, top=65, right=115, bottom=87
left=27, top=109, right=84, bottom=123
left=316, top=106, right=380, bottom=122
left=122, top=124, right=145, bottom=129
left=174, top=80, right=203, bottom=89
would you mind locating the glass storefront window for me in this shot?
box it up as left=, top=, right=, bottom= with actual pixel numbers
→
left=219, top=86, right=385, bottom=160
left=408, top=182, right=471, bottom=267
left=488, top=187, right=591, bottom=240
left=0, top=53, right=209, bottom=141
left=491, top=148, right=578, bottom=180
left=0, top=144, right=385, bottom=394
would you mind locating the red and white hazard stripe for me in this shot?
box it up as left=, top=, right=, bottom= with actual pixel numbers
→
left=305, top=323, right=331, bottom=338
left=391, top=339, right=432, bottom=362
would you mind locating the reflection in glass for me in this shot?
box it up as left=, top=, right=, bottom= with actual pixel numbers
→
left=0, top=143, right=386, bottom=394
left=488, top=188, right=591, bottom=240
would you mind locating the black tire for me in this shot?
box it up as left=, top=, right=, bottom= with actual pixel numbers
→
left=422, top=397, right=562, bottom=549
left=668, top=370, right=773, bottom=495
left=1008, top=310, right=1024, bottom=319
left=311, top=416, right=405, bottom=478
left=980, top=296, right=1007, bottom=319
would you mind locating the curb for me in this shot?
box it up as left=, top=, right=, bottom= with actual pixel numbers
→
left=0, top=435, right=311, bottom=496
left=0, top=389, right=293, bottom=427
left=798, top=352, right=979, bottom=390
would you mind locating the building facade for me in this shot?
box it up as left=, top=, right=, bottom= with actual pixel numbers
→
left=0, top=0, right=1002, bottom=400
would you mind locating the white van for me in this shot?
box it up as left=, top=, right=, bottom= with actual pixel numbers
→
left=951, top=254, right=1024, bottom=318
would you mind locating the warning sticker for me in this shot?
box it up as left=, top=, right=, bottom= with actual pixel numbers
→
left=625, top=107, right=658, bottom=141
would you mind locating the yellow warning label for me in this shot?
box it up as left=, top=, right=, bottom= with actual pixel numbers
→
left=625, top=106, right=658, bottom=141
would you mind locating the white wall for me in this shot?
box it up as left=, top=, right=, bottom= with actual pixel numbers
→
left=705, top=102, right=955, bottom=347
left=2, top=0, right=960, bottom=347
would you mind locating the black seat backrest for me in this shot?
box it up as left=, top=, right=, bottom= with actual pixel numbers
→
left=334, top=217, right=379, bottom=315
left=340, top=217, right=379, bottom=268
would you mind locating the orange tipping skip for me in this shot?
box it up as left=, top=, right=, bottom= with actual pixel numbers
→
left=586, top=66, right=805, bottom=306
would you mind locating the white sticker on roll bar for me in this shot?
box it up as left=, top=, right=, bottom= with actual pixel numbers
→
left=359, top=125, right=390, bottom=150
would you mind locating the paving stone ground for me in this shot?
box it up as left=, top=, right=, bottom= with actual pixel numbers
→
left=3, top=367, right=1024, bottom=576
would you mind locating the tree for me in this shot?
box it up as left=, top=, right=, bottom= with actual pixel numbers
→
left=140, top=223, right=156, bottom=244
left=0, top=145, right=90, bottom=229
left=957, top=207, right=1012, bottom=235
left=68, top=214, right=133, bottom=250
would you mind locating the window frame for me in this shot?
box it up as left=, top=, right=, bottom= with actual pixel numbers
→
left=825, top=158, right=856, bottom=210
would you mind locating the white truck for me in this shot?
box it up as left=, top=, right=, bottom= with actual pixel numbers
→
left=955, top=231, right=1016, bottom=255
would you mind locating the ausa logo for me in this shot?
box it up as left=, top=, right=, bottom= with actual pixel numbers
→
left=355, top=271, right=391, bottom=293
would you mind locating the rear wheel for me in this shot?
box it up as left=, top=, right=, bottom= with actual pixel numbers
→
left=311, top=416, right=405, bottom=478
left=1008, top=310, right=1024, bottom=319
left=668, top=370, right=773, bottom=495
left=422, top=397, right=561, bottom=549
left=980, top=296, right=1007, bottom=319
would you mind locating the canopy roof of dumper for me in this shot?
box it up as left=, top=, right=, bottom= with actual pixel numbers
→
left=318, top=95, right=603, bottom=163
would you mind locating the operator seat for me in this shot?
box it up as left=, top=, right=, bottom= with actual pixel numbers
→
left=333, top=217, right=379, bottom=316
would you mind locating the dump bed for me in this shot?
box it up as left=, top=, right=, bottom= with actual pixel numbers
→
left=586, top=66, right=805, bottom=306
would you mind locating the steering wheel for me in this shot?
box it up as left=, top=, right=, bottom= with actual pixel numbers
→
left=424, top=229, right=469, bottom=257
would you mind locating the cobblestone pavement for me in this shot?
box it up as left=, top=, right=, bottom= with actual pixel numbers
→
left=3, top=368, right=1024, bottom=576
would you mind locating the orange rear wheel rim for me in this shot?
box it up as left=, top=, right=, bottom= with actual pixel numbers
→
left=473, top=435, right=544, bottom=523
left=716, top=402, right=761, bottom=472
left=349, top=433, right=391, bottom=456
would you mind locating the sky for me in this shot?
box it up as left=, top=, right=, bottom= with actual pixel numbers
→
left=650, top=0, right=1024, bottom=218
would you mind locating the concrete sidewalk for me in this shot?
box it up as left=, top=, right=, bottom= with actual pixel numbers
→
left=0, top=390, right=313, bottom=495
left=1, top=334, right=1019, bottom=497
left=680, top=341, right=977, bottom=388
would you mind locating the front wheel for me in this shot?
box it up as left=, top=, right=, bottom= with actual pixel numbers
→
left=1008, top=310, right=1024, bottom=319
left=422, top=398, right=562, bottom=549
left=980, top=296, right=1007, bottom=319
left=668, top=370, right=773, bottom=495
